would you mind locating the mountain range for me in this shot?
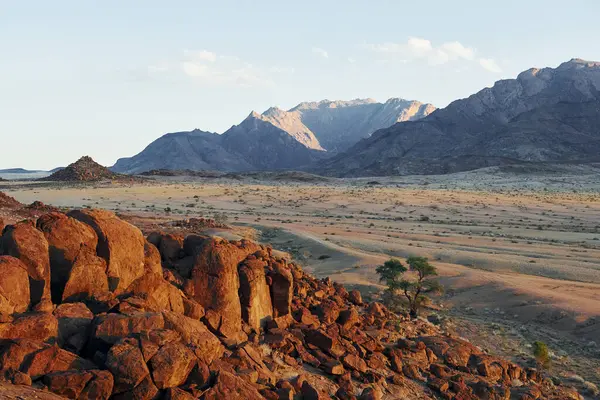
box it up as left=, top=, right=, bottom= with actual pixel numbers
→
left=318, top=59, right=600, bottom=176
left=112, top=98, right=435, bottom=174
left=114, top=58, right=600, bottom=177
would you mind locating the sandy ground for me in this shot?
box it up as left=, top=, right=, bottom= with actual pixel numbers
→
left=2, top=168, right=600, bottom=386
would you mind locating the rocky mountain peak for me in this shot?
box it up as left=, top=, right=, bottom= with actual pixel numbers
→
left=290, top=98, right=378, bottom=112
left=262, top=106, right=285, bottom=117
left=245, top=110, right=262, bottom=121
left=558, top=58, right=600, bottom=69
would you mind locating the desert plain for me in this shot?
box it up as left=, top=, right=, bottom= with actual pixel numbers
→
left=1, top=165, right=599, bottom=391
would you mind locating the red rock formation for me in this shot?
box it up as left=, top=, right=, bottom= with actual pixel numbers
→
left=0, top=312, right=58, bottom=342
left=0, top=256, right=31, bottom=314
left=185, top=237, right=261, bottom=342
left=0, top=220, right=51, bottom=304
left=36, top=212, right=99, bottom=302
left=269, top=261, right=294, bottom=318
left=149, top=342, right=195, bottom=389
left=61, top=248, right=109, bottom=303
left=0, top=208, right=582, bottom=400
left=0, top=192, right=21, bottom=209
left=202, top=370, right=264, bottom=400
left=68, top=209, right=146, bottom=293
left=124, top=273, right=185, bottom=315
left=239, top=257, right=273, bottom=331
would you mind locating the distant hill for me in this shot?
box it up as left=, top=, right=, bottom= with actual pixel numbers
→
left=317, top=59, right=600, bottom=177
left=112, top=130, right=251, bottom=174
left=112, top=97, right=434, bottom=174
left=112, top=113, right=327, bottom=174
left=0, top=168, right=44, bottom=174
left=45, top=156, right=124, bottom=182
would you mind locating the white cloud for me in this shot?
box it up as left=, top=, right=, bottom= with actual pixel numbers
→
left=181, top=62, right=210, bottom=78
left=479, top=58, right=502, bottom=73
left=147, top=64, right=169, bottom=74
left=440, top=41, right=475, bottom=61
left=269, top=65, right=295, bottom=74
left=347, top=57, right=356, bottom=64
left=181, top=54, right=273, bottom=87
left=407, top=37, right=433, bottom=55
left=366, top=37, right=499, bottom=73
left=312, top=47, right=329, bottom=58
left=145, top=50, right=276, bottom=87
left=183, top=49, right=217, bottom=62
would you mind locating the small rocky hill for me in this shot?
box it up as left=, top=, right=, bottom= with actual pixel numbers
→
left=45, top=156, right=122, bottom=182
left=0, top=204, right=582, bottom=399
left=0, top=192, right=20, bottom=209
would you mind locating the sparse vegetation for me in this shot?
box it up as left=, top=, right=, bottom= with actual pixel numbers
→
left=213, top=212, right=228, bottom=225
left=533, top=340, right=550, bottom=368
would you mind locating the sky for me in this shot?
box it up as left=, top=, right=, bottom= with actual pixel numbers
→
left=1, top=0, right=599, bottom=170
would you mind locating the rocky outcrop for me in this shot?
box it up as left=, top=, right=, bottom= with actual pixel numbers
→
left=0, top=220, right=51, bottom=304
left=0, top=313, right=59, bottom=342
left=54, top=302, right=94, bottom=352
left=184, top=237, right=261, bottom=342
left=68, top=209, right=146, bottom=293
left=238, top=257, right=273, bottom=331
left=0, top=256, right=31, bottom=314
left=201, top=369, right=264, bottom=399
left=269, top=262, right=293, bottom=318
left=0, top=207, right=582, bottom=400
left=124, top=273, right=185, bottom=314
left=37, top=212, right=99, bottom=302
left=61, top=249, right=109, bottom=303
left=0, top=192, right=21, bottom=209
left=106, top=338, right=150, bottom=394
left=149, top=342, right=195, bottom=389
left=161, top=311, right=224, bottom=365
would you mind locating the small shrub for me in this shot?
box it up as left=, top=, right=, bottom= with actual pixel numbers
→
left=214, top=212, right=229, bottom=225
left=532, top=341, right=550, bottom=368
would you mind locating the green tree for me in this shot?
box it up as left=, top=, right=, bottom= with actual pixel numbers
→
left=376, top=258, right=407, bottom=287
left=376, top=256, right=442, bottom=318
left=533, top=341, right=550, bottom=368
left=402, top=256, right=442, bottom=318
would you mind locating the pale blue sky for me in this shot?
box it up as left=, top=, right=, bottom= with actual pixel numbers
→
left=1, top=0, right=599, bottom=170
